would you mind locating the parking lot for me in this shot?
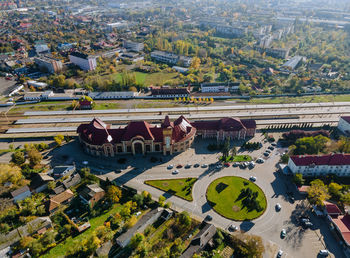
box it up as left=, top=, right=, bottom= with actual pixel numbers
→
left=45, top=134, right=345, bottom=258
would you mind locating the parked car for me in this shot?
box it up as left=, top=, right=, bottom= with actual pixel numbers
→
left=263, top=152, right=270, bottom=157
left=185, top=164, right=192, bottom=169
left=268, top=146, right=275, bottom=150
left=167, top=164, right=174, bottom=169
left=249, top=176, right=257, bottom=182
left=271, top=143, right=277, bottom=147
left=302, top=221, right=313, bottom=229
left=319, top=250, right=329, bottom=256
left=205, top=215, right=213, bottom=221
left=194, top=163, right=200, bottom=168
left=172, top=170, right=179, bottom=175
left=275, top=203, right=282, bottom=211
left=224, top=163, right=230, bottom=167
left=201, top=164, right=208, bottom=168
left=240, top=163, right=247, bottom=169
left=277, top=249, right=283, bottom=258
left=228, top=224, right=238, bottom=231
left=256, top=158, right=264, bottom=163
left=265, top=149, right=272, bottom=153
left=233, top=162, right=239, bottom=167
left=249, top=161, right=255, bottom=168
left=176, top=164, right=183, bottom=168
left=216, top=164, right=223, bottom=169
left=280, top=229, right=286, bottom=238
left=115, top=169, right=122, bottom=173
left=82, top=161, right=89, bottom=165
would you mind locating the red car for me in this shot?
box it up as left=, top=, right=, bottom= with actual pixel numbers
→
left=176, top=164, right=183, bottom=168
left=224, top=163, right=230, bottom=167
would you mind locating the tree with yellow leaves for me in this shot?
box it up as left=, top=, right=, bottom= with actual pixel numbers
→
left=190, top=57, right=201, bottom=70
left=0, top=164, right=22, bottom=185
left=210, top=97, right=214, bottom=104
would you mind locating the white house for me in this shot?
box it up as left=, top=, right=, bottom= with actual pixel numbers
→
left=69, top=52, right=97, bottom=71
left=288, top=153, right=350, bottom=177
left=338, top=116, right=350, bottom=135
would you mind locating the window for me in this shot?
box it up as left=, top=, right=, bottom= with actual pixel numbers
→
left=155, top=144, right=160, bottom=151
left=146, top=145, right=151, bottom=152
left=117, top=146, right=122, bottom=153
left=127, top=146, right=131, bottom=152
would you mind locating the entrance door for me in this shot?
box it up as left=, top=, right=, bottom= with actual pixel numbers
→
left=134, top=142, right=143, bottom=154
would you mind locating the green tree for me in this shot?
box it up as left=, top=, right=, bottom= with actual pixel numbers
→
left=130, top=233, right=144, bottom=248
left=177, top=211, right=191, bottom=228
left=293, top=173, right=305, bottom=186
left=11, top=151, right=25, bottom=165
left=222, top=138, right=230, bottom=159
left=158, top=195, right=166, bottom=207
left=230, top=146, right=237, bottom=157
left=328, top=182, right=342, bottom=200
left=47, top=181, right=56, bottom=190
left=28, top=149, right=42, bottom=167
left=308, top=179, right=330, bottom=206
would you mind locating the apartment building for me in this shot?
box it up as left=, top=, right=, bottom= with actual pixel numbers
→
left=69, top=52, right=97, bottom=71
left=34, top=56, right=63, bottom=73
left=288, top=153, right=350, bottom=177
left=123, top=40, right=144, bottom=52
left=151, top=50, right=179, bottom=65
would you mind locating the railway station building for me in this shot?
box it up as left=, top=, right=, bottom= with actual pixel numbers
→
left=77, top=115, right=256, bottom=157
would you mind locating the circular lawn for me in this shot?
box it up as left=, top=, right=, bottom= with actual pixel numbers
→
left=206, top=176, right=267, bottom=221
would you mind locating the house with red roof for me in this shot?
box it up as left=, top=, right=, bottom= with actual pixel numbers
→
left=288, top=153, right=350, bottom=177
left=192, top=118, right=256, bottom=140
left=324, top=201, right=342, bottom=217
left=338, top=116, right=350, bottom=136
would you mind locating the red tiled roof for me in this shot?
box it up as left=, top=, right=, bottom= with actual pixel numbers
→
left=77, top=116, right=196, bottom=145
left=121, top=121, right=154, bottom=141
left=151, top=88, right=190, bottom=95
left=332, top=214, right=350, bottom=246
left=172, top=116, right=196, bottom=142
left=290, top=154, right=350, bottom=166
left=192, top=118, right=256, bottom=131
left=341, top=116, right=350, bottom=124
left=324, top=201, right=341, bottom=215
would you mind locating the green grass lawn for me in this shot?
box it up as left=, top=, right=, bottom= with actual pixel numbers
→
left=145, top=178, right=197, bottom=201
left=233, top=155, right=252, bottom=162
left=94, top=102, right=121, bottom=110
left=206, top=176, right=267, bottom=220
left=221, top=155, right=252, bottom=162
left=113, top=71, right=179, bottom=86
left=42, top=204, right=122, bottom=258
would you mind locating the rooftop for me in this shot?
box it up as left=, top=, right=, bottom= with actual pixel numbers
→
left=290, top=153, right=350, bottom=166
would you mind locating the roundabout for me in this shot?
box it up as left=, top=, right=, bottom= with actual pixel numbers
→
left=206, top=176, right=267, bottom=221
